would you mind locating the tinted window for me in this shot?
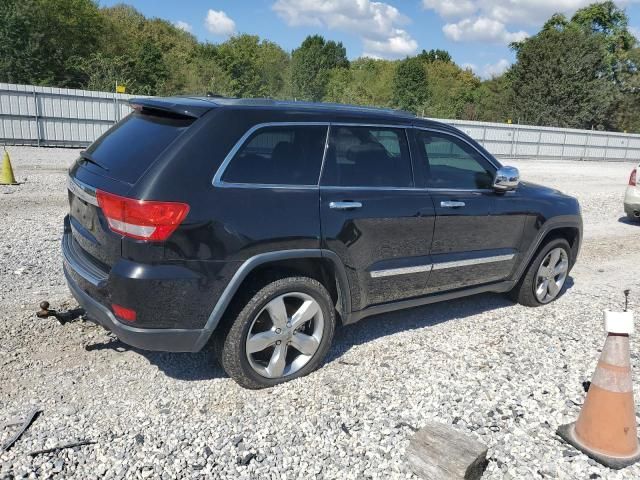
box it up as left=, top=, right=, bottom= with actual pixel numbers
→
left=84, top=112, right=192, bottom=184
left=415, top=131, right=494, bottom=189
left=321, top=126, right=413, bottom=187
left=222, top=125, right=328, bottom=185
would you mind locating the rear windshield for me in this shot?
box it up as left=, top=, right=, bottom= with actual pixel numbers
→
left=83, top=112, right=193, bottom=184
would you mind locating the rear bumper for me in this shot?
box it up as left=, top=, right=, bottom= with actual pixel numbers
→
left=64, top=266, right=206, bottom=352
left=61, top=215, right=230, bottom=352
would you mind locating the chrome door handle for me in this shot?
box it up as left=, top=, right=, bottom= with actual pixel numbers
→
left=329, top=201, right=363, bottom=210
left=440, top=200, right=466, bottom=208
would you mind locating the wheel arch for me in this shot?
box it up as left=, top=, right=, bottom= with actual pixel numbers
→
left=513, top=216, right=582, bottom=285
left=193, top=249, right=351, bottom=351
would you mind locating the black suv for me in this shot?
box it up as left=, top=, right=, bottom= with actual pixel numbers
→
left=63, top=97, right=582, bottom=388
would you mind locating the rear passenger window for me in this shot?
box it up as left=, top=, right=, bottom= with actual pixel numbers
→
left=415, top=131, right=494, bottom=189
left=222, top=125, right=328, bottom=185
left=321, top=126, right=413, bottom=188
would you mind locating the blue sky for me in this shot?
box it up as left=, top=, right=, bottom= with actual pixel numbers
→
left=99, top=0, right=640, bottom=79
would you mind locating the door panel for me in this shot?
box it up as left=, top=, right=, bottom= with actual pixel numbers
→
left=411, top=128, right=524, bottom=292
left=319, top=124, right=435, bottom=309
left=427, top=190, right=516, bottom=291
left=320, top=188, right=435, bottom=308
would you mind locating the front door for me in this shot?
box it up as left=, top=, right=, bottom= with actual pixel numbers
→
left=411, top=129, right=523, bottom=293
left=320, top=125, right=435, bottom=310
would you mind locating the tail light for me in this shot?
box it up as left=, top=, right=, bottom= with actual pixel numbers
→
left=630, top=168, right=637, bottom=187
left=96, top=190, right=190, bottom=241
left=112, top=304, right=136, bottom=322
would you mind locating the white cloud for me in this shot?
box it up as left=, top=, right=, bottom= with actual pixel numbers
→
left=443, top=17, right=528, bottom=43
left=272, top=0, right=418, bottom=58
left=423, top=0, right=639, bottom=45
left=205, top=9, right=236, bottom=37
left=422, top=0, right=477, bottom=18
left=481, top=58, right=511, bottom=78
left=173, top=20, right=192, bottom=33
left=630, top=26, right=640, bottom=39
left=464, top=58, right=511, bottom=79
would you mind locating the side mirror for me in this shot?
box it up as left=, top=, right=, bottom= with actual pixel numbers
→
left=493, top=166, right=520, bottom=192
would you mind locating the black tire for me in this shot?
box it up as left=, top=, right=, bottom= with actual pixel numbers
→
left=215, top=276, right=336, bottom=389
left=509, top=238, right=571, bottom=307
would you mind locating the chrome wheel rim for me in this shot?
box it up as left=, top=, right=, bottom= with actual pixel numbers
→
left=535, top=247, right=569, bottom=303
left=245, top=292, right=324, bottom=379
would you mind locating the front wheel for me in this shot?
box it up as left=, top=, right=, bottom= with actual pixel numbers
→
left=216, top=276, right=336, bottom=389
left=509, top=238, right=571, bottom=307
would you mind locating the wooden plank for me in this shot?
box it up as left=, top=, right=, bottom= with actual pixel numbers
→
left=405, top=422, right=488, bottom=480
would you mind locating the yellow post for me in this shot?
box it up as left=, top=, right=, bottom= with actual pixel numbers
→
left=1, top=148, right=18, bottom=185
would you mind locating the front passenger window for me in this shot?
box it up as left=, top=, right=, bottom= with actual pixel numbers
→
left=415, top=131, right=494, bottom=189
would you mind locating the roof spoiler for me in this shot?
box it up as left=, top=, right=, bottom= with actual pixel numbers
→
left=128, top=97, right=215, bottom=119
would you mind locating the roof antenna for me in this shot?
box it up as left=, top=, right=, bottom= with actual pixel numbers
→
left=624, top=289, right=630, bottom=312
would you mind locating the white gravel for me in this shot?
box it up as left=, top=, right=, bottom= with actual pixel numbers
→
left=1, top=147, right=640, bottom=480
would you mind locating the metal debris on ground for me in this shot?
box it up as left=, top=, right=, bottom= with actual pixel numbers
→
left=2, top=407, right=42, bottom=452
left=28, top=440, right=97, bottom=457
left=395, top=421, right=419, bottom=432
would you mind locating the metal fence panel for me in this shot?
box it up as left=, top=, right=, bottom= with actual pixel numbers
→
left=437, top=118, right=640, bottom=162
left=0, top=82, right=140, bottom=147
left=1, top=82, right=640, bottom=160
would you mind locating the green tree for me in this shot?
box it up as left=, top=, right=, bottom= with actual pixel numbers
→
left=473, top=75, right=517, bottom=123
left=510, top=26, right=617, bottom=129
left=418, top=49, right=452, bottom=63
left=255, top=40, right=290, bottom=98
left=291, top=35, right=349, bottom=101
left=324, top=58, right=395, bottom=107
left=392, top=56, right=429, bottom=113
left=536, top=2, right=635, bottom=83
left=571, top=1, right=635, bottom=57
left=70, top=53, right=135, bottom=92
left=0, top=0, right=103, bottom=86
left=423, top=61, right=479, bottom=119
left=614, top=47, right=640, bottom=132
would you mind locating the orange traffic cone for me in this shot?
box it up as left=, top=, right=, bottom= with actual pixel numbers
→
left=557, top=309, right=639, bottom=469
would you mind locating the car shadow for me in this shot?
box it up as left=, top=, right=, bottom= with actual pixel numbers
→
left=326, top=292, right=513, bottom=363
left=328, top=276, right=574, bottom=363
left=85, top=337, right=227, bottom=381
left=618, top=215, right=639, bottom=225
left=83, top=279, right=574, bottom=381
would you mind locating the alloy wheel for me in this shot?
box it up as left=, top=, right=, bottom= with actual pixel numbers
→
left=535, top=247, right=569, bottom=303
left=245, top=292, right=324, bottom=379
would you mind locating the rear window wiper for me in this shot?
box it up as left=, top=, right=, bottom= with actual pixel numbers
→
left=78, top=151, right=109, bottom=172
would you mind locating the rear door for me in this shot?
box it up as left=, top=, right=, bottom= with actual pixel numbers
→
left=320, top=124, right=435, bottom=309
left=411, top=128, right=520, bottom=292
left=67, top=111, right=194, bottom=268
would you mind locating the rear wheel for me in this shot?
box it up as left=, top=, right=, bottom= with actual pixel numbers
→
left=510, top=238, right=571, bottom=307
left=216, top=276, right=335, bottom=389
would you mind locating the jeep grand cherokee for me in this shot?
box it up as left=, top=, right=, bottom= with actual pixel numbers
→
left=63, top=97, right=582, bottom=388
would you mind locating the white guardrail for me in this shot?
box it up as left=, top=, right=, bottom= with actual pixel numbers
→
left=1, top=82, right=639, bottom=161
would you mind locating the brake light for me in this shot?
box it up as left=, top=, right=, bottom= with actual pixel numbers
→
left=112, top=304, right=136, bottom=322
left=630, top=168, right=637, bottom=187
left=96, top=190, right=190, bottom=241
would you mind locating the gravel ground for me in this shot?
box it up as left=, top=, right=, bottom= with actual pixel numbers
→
left=1, top=147, right=639, bottom=480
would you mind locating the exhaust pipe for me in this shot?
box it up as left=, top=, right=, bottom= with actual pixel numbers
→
left=634, top=210, right=640, bottom=218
